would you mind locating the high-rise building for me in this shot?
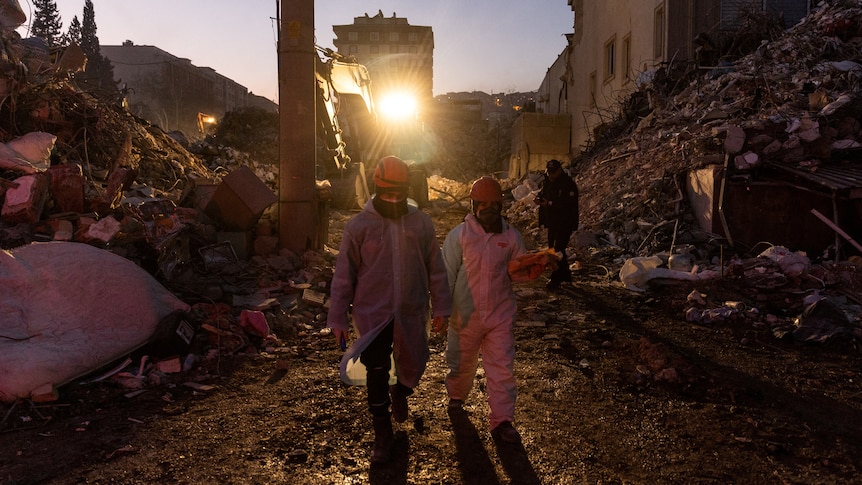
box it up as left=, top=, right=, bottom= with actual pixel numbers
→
left=332, top=10, right=434, bottom=103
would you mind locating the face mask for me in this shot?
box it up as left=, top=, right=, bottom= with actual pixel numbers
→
left=373, top=194, right=408, bottom=219
left=474, top=202, right=503, bottom=233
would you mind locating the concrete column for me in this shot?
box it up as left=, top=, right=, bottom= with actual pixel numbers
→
left=278, top=0, right=317, bottom=254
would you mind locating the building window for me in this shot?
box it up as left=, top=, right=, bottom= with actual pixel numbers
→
left=390, top=45, right=399, bottom=54
left=408, top=32, right=418, bottom=42
left=589, top=71, right=597, bottom=107
left=604, top=35, right=616, bottom=81
left=349, top=45, right=358, bottom=54
left=623, top=34, right=632, bottom=83
left=348, top=32, right=358, bottom=41
left=409, top=46, right=418, bottom=54
left=370, top=32, right=379, bottom=41
left=653, top=4, right=665, bottom=60
left=389, top=32, right=399, bottom=42
left=371, top=45, right=379, bottom=54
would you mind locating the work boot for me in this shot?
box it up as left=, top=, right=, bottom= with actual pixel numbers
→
left=447, top=398, right=464, bottom=415
left=390, top=385, right=409, bottom=423
left=491, top=421, right=522, bottom=444
left=370, top=415, right=393, bottom=464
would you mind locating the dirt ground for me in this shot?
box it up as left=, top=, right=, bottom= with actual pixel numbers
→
left=2, top=207, right=862, bottom=485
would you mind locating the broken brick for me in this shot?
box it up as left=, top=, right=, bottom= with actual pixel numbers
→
left=47, top=163, right=85, bottom=213
left=1, top=172, right=50, bottom=224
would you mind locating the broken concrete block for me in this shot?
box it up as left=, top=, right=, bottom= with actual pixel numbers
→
left=734, top=151, right=760, bottom=170
left=779, top=144, right=806, bottom=164
left=723, top=125, right=746, bottom=155
left=762, top=139, right=783, bottom=155
left=700, top=109, right=729, bottom=123
left=239, top=309, right=270, bottom=338
left=792, top=117, right=821, bottom=143
left=74, top=215, right=97, bottom=239
left=833, top=139, right=861, bottom=150
left=782, top=135, right=800, bottom=150
left=41, top=218, right=74, bottom=241
left=155, top=357, right=182, bottom=374
left=747, top=133, right=774, bottom=149
left=205, top=166, right=277, bottom=231
left=183, top=382, right=216, bottom=392
left=78, top=215, right=121, bottom=243
left=1, top=172, right=50, bottom=223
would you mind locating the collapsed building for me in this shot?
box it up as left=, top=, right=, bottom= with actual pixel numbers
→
left=504, top=3, right=862, bottom=345
left=526, top=3, right=862, bottom=261
left=0, top=6, right=301, bottom=402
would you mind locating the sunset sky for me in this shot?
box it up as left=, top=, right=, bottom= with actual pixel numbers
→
left=19, top=0, right=574, bottom=102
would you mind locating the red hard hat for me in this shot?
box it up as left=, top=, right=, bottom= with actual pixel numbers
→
left=470, top=176, right=503, bottom=203
left=373, top=156, right=410, bottom=189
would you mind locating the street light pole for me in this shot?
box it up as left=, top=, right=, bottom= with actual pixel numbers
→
left=278, top=0, right=317, bottom=254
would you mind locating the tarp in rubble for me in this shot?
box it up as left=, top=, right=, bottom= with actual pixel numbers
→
left=0, top=242, right=189, bottom=402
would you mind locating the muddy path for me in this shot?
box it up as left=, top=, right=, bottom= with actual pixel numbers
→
left=3, top=273, right=862, bottom=484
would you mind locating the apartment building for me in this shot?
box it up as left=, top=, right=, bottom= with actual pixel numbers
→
left=557, top=0, right=810, bottom=156
left=331, top=10, right=434, bottom=104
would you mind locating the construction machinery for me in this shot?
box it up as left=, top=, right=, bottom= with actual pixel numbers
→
left=314, top=47, right=429, bottom=209
left=277, top=1, right=427, bottom=254
left=196, top=112, right=217, bottom=137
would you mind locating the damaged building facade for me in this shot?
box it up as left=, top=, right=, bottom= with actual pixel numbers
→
left=102, top=41, right=277, bottom=138
left=553, top=0, right=811, bottom=156
left=524, top=1, right=862, bottom=258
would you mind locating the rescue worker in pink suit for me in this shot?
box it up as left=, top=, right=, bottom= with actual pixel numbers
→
left=327, top=156, right=451, bottom=464
left=442, top=176, right=533, bottom=444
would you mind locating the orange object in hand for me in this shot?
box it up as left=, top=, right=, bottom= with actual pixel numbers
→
left=508, top=249, right=561, bottom=282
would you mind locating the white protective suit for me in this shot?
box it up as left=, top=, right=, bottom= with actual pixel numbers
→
left=328, top=199, right=451, bottom=388
left=443, top=213, right=526, bottom=429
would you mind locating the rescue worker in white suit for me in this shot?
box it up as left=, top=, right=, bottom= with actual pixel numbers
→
left=443, top=176, right=540, bottom=444
left=327, top=156, right=451, bottom=464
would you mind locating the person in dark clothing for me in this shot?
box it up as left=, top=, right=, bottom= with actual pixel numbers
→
left=536, top=159, right=579, bottom=290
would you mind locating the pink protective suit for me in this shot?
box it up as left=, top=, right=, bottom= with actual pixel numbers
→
left=328, top=199, right=451, bottom=388
left=443, top=213, right=526, bottom=429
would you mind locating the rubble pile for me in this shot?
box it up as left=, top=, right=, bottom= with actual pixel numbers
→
left=505, top=2, right=862, bottom=348
left=0, top=27, right=348, bottom=402
left=556, top=2, right=860, bottom=259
